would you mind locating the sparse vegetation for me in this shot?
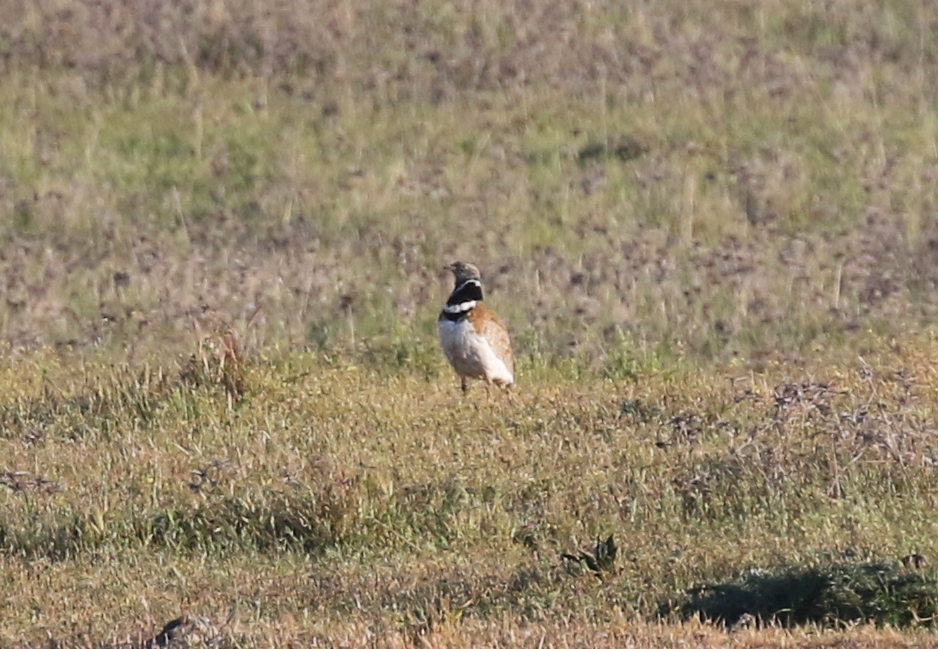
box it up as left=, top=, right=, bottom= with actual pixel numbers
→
left=3, top=0, right=938, bottom=646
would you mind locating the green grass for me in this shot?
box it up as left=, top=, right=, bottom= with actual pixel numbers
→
left=665, top=557, right=938, bottom=628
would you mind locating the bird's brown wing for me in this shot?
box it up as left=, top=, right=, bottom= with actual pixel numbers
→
left=470, top=303, right=514, bottom=375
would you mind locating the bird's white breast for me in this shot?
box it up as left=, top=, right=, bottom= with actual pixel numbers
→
left=438, top=317, right=514, bottom=385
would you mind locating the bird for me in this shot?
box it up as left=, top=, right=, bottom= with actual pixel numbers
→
left=438, top=261, right=514, bottom=394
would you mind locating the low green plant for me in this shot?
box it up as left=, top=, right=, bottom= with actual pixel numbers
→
left=662, top=558, right=938, bottom=628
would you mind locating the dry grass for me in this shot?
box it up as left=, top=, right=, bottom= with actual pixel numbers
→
left=2, top=332, right=938, bottom=644
left=3, top=0, right=938, bottom=646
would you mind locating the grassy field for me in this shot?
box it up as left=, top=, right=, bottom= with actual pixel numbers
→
left=4, top=0, right=938, bottom=646
left=4, top=338, right=938, bottom=646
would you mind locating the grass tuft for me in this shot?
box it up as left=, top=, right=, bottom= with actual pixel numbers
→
left=662, top=557, right=938, bottom=629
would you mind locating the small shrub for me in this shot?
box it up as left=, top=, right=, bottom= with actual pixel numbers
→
left=181, top=311, right=247, bottom=407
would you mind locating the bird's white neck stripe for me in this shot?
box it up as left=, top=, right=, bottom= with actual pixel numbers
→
left=443, top=300, right=477, bottom=314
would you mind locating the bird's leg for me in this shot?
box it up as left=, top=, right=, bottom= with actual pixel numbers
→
left=503, top=383, right=515, bottom=405
left=461, top=376, right=468, bottom=395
